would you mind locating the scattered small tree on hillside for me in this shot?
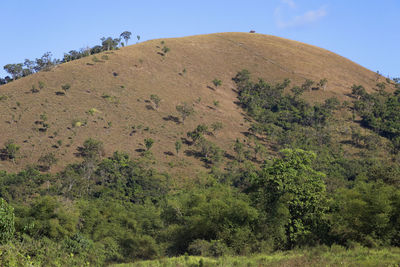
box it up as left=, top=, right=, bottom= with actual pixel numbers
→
left=351, top=84, right=367, bottom=100
left=232, top=69, right=250, bottom=86
left=120, top=31, right=132, bottom=46
left=144, top=138, right=154, bottom=151
left=376, top=82, right=386, bottom=92
left=211, top=122, right=223, bottom=136
left=61, top=83, right=71, bottom=94
left=176, top=102, right=194, bottom=125
left=318, top=78, right=328, bottom=91
left=80, top=138, right=105, bottom=162
left=212, top=78, right=222, bottom=88
left=301, top=79, right=315, bottom=92
left=253, top=139, right=267, bottom=161
left=196, top=137, right=223, bottom=165
left=38, top=152, right=58, bottom=171
left=38, top=81, right=45, bottom=90
left=1, top=140, right=20, bottom=162
left=175, top=140, right=182, bottom=155
left=291, top=86, right=306, bottom=97
left=162, top=46, right=170, bottom=55
left=150, top=94, right=161, bottom=110
left=233, top=138, right=245, bottom=162
left=187, top=124, right=209, bottom=144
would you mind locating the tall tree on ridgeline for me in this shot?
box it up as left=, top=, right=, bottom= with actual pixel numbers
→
left=120, top=31, right=132, bottom=46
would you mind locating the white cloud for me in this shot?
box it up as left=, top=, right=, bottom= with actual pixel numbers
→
left=281, top=0, right=296, bottom=9
left=275, top=3, right=327, bottom=29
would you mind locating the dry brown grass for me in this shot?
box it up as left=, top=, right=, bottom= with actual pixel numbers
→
left=0, top=32, right=389, bottom=175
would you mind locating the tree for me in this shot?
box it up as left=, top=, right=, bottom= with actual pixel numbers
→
left=212, top=79, right=222, bottom=88
left=233, top=139, right=245, bottom=162
left=120, top=31, right=132, bottom=46
left=301, top=79, right=314, bottom=92
left=0, top=198, right=15, bottom=244
left=253, top=139, right=267, bottom=161
left=23, top=59, right=35, bottom=76
left=101, top=37, right=119, bottom=51
left=196, top=138, right=224, bottom=165
left=187, top=124, right=208, bottom=144
left=252, top=149, right=327, bottom=248
left=232, top=69, right=250, bottom=87
left=161, top=46, right=170, bottom=55
left=290, top=86, right=306, bottom=98
left=176, top=103, right=194, bottom=124
left=61, top=83, right=71, bottom=93
left=38, top=152, right=58, bottom=171
left=1, top=140, right=20, bottom=162
left=175, top=140, right=182, bottom=155
left=211, top=122, right=223, bottom=135
left=330, top=181, right=395, bottom=246
left=144, top=138, right=154, bottom=151
left=34, top=52, right=57, bottom=72
left=150, top=94, right=161, bottom=110
left=376, top=82, right=386, bottom=92
left=351, top=84, right=367, bottom=100
left=318, top=78, right=328, bottom=91
left=80, top=138, right=105, bottom=161
left=3, top=63, right=23, bottom=79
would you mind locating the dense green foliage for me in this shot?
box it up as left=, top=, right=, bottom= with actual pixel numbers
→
left=0, top=71, right=399, bottom=265
left=0, top=198, right=15, bottom=244
left=352, top=85, right=400, bottom=152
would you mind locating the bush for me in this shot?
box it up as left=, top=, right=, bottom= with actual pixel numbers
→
left=1, top=140, right=20, bottom=161
left=188, top=239, right=212, bottom=256
left=38, top=153, right=58, bottom=171
left=176, top=103, right=194, bottom=124
left=212, top=79, right=222, bottom=87
left=80, top=138, right=105, bottom=161
left=144, top=138, right=154, bottom=151
left=150, top=94, right=161, bottom=109
left=61, top=83, right=71, bottom=92
left=0, top=198, right=15, bottom=244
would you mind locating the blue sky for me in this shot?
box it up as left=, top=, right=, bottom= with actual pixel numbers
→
left=1, top=0, right=399, bottom=78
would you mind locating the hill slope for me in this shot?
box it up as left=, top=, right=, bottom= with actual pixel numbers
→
left=0, top=32, right=388, bottom=173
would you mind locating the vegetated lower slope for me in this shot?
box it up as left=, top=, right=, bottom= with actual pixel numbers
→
left=0, top=32, right=389, bottom=174
left=114, top=246, right=400, bottom=267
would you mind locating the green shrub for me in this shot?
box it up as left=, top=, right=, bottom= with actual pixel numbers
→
left=80, top=138, right=105, bottom=161
left=1, top=140, right=20, bottom=161
left=38, top=81, right=45, bottom=90
left=61, top=83, right=71, bottom=92
left=144, top=138, right=154, bottom=151
left=212, top=79, right=222, bottom=87
left=0, top=198, right=15, bottom=244
left=38, top=153, right=58, bottom=171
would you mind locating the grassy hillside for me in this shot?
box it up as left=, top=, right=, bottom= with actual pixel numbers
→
left=1, top=32, right=399, bottom=266
left=114, top=246, right=400, bottom=267
left=0, top=32, right=391, bottom=174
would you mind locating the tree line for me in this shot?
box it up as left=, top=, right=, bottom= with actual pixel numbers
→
left=0, top=31, right=138, bottom=85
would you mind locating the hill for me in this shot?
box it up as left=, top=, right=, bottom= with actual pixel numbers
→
left=1, top=32, right=399, bottom=266
left=0, top=32, right=392, bottom=174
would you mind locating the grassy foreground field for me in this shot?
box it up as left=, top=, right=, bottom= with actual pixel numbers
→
left=113, top=246, right=400, bottom=267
